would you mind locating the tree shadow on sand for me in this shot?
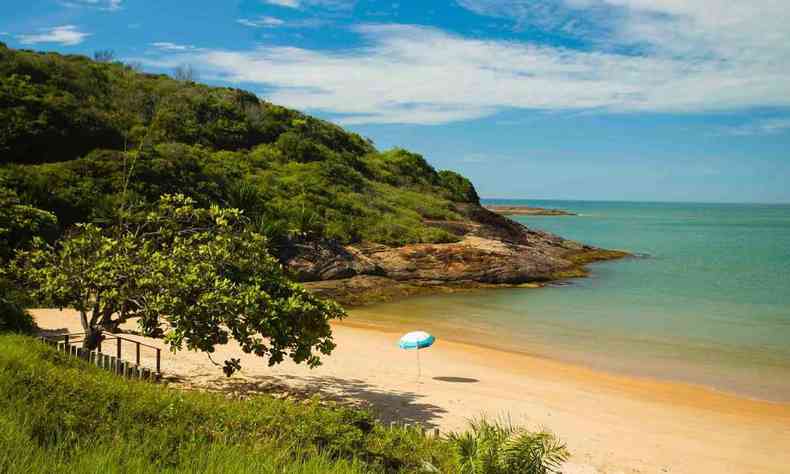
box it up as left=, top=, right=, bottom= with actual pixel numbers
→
left=167, top=373, right=448, bottom=428
left=37, top=327, right=70, bottom=338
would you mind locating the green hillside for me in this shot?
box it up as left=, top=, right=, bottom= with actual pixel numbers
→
left=0, top=43, right=479, bottom=249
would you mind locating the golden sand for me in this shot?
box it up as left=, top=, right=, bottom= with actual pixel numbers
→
left=32, top=309, right=790, bottom=474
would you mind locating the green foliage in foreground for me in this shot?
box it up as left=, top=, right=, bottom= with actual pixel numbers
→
left=13, top=195, right=344, bottom=374
left=0, top=335, right=570, bottom=473
left=0, top=291, right=34, bottom=334
left=0, top=44, right=480, bottom=248
left=447, top=418, right=569, bottom=474
left=0, top=335, right=451, bottom=473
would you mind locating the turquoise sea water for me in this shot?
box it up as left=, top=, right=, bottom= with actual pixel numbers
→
left=350, top=200, right=790, bottom=401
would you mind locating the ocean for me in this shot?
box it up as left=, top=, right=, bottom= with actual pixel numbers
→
left=349, top=200, right=790, bottom=401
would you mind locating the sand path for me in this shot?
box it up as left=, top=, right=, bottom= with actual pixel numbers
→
left=32, top=308, right=790, bottom=474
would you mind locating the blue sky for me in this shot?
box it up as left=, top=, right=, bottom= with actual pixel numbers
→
left=2, top=0, right=790, bottom=203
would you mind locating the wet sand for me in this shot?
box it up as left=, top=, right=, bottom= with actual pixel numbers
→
left=32, top=308, right=790, bottom=474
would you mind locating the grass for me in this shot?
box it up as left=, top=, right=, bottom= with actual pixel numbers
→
left=0, top=334, right=453, bottom=473
left=0, top=334, right=570, bottom=473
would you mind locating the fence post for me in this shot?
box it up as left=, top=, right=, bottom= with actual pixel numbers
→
left=156, top=348, right=161, bottom=375
left=135, top=342, right=140, bottom=367
left=64, top=335, right=69, bottom=347
left=116, top=338, right=122, bottom=359
left=433, top=428, right=440, bottom=438
left=98, top=337, right=102, bottom=354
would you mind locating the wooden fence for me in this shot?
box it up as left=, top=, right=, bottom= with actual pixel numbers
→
left=39, top=332, right=161, bottom=381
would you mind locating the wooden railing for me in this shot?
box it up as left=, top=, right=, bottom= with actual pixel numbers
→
left=40, top=331, right=162, bottom=380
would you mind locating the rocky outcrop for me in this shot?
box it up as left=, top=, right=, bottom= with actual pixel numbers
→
left=280, top=205, right=628, bottom=305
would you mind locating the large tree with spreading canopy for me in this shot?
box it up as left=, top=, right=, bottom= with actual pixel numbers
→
left=13, top=194, right=344, bottom=374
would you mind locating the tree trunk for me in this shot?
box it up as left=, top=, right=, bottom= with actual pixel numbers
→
left=100, top=314, right=123, bottom=333
left=82, top=326, right=103, bottom=351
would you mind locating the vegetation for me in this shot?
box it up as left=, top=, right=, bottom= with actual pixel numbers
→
left=12, top=195, right=344, bottom=374
left=448, top=418, right=568, bottom=474
left=0, top=43, right=478, bottom=249
left=0, top=286, right=34, bottom=334
left=0, top=43, right=478, bottom=371
left=0, top=44, right=572, bottom=473
left=0, top=335, right=568, bottom=473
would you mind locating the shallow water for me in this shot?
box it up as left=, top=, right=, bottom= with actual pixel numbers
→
left=349, top=200, right=790, bottom=401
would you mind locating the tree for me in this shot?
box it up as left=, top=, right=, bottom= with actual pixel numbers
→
left=173, top=64, right=197, bottom=82
left=93, top=50, right=115, bottom=63
left=0, top=185, right=57, bottom=261
left=13, top=195, right=345, bottom=374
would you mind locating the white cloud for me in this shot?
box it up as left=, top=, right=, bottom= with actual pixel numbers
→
left=16, top=25, right=91, bottom=46
left=237, top=16, right=328, bottom=28
left=150, top=42, right=197, bottom=52
left=139, top=0, right=790, bottom=125
left=724, top=119, right=790, bottom=136
left=237, top=17, right=286, bottom=28
left=59, top=0, right=122, bottom=11
left=262, top=0, right=355, bottom=11
left=263, top=0, right=301, bottom=7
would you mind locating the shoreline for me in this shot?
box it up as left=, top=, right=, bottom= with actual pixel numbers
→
left=31, top=308, right=790, bottom=474
left=336, top=318, right=789, bottom=409
left=339, top=314, right=790, bottom=405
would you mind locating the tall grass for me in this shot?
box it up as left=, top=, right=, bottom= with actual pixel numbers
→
left=0, top=335, right=570, bottom=473
left=0, top=335, right=451, bottom=473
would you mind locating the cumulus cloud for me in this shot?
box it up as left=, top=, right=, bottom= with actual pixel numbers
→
left=138, top=0, right=790, bottom=125
left=17, top=25, right=91, bottom=46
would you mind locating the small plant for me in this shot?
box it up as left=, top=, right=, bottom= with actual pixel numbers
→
left=447, top=417, right=569, bottom=474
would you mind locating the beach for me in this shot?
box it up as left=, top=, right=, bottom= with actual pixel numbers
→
left=32, top=308, right=790, bottom=474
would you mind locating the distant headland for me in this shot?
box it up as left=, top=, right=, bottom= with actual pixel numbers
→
left=484, top=205, right=576, bottom=216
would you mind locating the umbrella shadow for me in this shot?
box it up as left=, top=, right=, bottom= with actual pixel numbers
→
left=432, top=376, right=479, bottom=383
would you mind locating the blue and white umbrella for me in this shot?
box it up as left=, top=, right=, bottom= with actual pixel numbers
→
left=398, top=331, right=435, bottom=380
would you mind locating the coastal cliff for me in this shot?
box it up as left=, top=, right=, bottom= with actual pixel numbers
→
left=281, top=203, right=627, bottom=305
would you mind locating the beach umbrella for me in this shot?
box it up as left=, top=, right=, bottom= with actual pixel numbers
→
left=398, top=331, right=435, bottom=380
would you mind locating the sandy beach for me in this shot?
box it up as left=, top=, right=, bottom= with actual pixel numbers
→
left=32, top=308, right=790, bottom=474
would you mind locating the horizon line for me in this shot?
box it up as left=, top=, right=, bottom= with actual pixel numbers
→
left=479, top=197, right=790, bottom=206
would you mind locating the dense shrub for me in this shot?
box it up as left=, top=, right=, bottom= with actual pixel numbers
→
left=0, top=295, right=34, bottom=334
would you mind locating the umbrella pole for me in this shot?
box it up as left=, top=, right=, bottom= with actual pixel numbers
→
left=416, top=346, right=421, bottom=381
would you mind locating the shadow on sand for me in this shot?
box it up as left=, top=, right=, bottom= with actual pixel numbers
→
left=166, top=373, right=448, bottom=428
left=37, top=327, right=70, bottom=338
left=432, top=376, right=479, bottom=383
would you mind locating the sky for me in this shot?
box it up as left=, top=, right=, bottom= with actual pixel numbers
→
left=2, top=0, right=790, bottom=203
